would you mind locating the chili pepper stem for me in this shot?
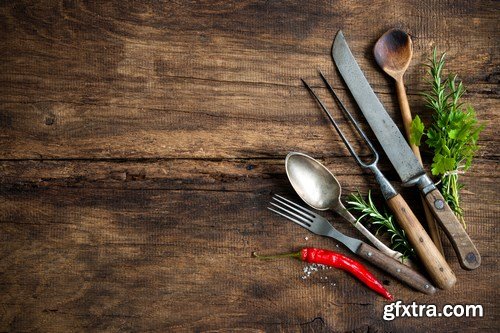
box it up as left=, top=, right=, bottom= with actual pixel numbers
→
left=252, top=251, right=301, bottom=260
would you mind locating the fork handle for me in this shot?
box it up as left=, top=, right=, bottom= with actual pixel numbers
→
left=386, top=193, right=456, bottom=290
left=356, top=243, right=436, bottom=295
left=353, top=221, right=404, bottom=262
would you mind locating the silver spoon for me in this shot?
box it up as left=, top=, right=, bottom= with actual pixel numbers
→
left=285, top=151, right=404, bottom=262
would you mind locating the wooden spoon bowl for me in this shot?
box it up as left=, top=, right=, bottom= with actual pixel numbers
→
left=373, top=29, right=413, bottom=81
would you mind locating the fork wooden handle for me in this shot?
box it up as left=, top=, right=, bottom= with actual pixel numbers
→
left=356, top=243, right=436, bottom=294
left=387, top=193, right=456, bottom=290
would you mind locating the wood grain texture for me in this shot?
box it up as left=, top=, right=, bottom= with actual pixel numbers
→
left=424, top=188, right=481, bottom=270
left=0, top=0, right=499, bottom=332
left=355, top=243, right=436, bottom=295
left=386, top=193, right=457, bottom=290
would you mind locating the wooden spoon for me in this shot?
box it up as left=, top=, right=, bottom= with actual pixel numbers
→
left=374, top=29, right=445, bottom=254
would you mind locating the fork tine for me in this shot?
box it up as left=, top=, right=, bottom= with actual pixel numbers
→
left=301, top=78, right=362, bottom=166
left=269, top=201, right=312, bottom=225
left=267, top=207, right=312, bottom=230
left=273, top=194, right=316, bottom=219
left=318, top=70, right=378, bottom=162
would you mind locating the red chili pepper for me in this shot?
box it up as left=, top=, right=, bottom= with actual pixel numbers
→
left=253, top=247, right=393, bottom=300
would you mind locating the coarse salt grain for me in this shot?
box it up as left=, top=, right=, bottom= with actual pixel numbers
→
left=300, top=263, right=332, bottom=280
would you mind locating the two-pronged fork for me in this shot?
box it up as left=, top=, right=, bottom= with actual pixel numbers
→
left=269, top=194, right=436, bottom=295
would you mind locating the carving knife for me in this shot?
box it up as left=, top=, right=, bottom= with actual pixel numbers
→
left=331, top=30, right=480, bottom=271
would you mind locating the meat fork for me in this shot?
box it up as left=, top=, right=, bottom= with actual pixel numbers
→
left=302, top=72, right=397, bottom=201
left=269, top=194, right=436, bottom=294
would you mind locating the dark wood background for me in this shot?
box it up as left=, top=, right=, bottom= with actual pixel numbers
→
left=0, top=1, right=498, bottom=332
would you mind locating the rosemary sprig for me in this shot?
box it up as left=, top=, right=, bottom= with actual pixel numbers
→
left=347, top=191, right=415, bottom=260
left=410, top=48, right=484, bottom=227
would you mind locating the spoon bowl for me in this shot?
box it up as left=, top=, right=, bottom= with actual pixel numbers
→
left=285, top=152, right=404, bottom=262
left=285, top=152, right=341, bottom=211
left=373, top=29, right=412, bottom=81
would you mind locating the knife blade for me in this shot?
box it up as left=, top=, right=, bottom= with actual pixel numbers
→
left=331, top=30, right=480, bottom=270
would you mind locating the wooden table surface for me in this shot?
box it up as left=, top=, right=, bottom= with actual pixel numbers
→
left=1, top=1, right=498, bottom=332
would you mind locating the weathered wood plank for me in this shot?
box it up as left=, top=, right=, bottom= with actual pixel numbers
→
left=0, top=0, right=499, bottom=332
left=0, top=0, right=497, bottom=159
left=0, top=88, right=497, bottom=159
left=0, top=1, right=497, bottom=86
left=0, top=182, right=497, bottom=332
left=0, top=157, right=497, bottom=190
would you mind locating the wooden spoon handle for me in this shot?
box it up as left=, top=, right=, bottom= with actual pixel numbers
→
left=386, top=193, right=456, bottom=290
left=395, top=80, right=413, bottom=141
left=356, top=243, right=436, bottom=294
left=395, top=79, right=444, bottom=254
left=423, top=188, right=481, bottom=270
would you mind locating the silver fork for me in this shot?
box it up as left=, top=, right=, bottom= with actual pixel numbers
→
left=269, top=194, right=435, bottom=295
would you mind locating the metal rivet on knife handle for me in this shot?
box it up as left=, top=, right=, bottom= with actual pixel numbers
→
left=434, top=199, right=444, bottom=210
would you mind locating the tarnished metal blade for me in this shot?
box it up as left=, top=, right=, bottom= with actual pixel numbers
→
left=332, top=31, right=425, bottom=184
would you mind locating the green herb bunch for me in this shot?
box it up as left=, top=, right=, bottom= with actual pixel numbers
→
left=410, top=48, right=484, bottom=227
left=347, top=191, right=415, bottom=260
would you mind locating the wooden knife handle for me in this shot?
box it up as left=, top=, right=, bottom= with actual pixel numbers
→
left=356, top=243, right=436, bottom=295
left=387, top=193, right=456, bottom=290
left=424, top=188, right=481, bottom=270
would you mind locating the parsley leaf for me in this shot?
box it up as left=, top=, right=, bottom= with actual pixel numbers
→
left=431, top=153, right=455, bottom=175
left=410, top=115, right=425, bottom=146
